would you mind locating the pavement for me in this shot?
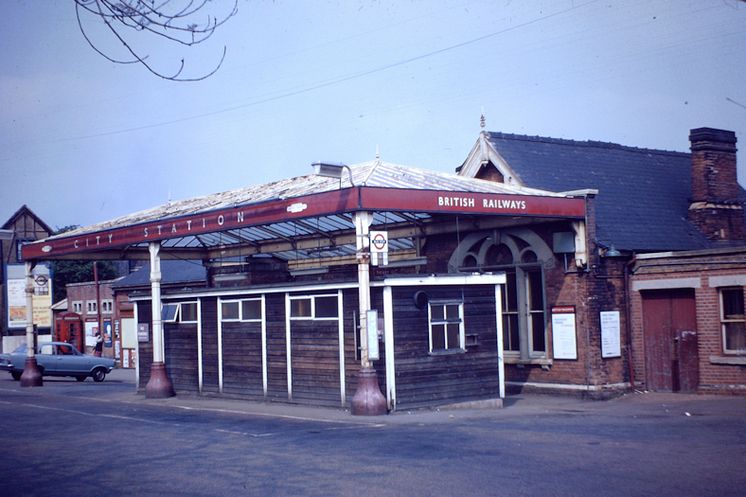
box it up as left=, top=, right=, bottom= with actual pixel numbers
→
left=8, top=367, right=746, bottom=426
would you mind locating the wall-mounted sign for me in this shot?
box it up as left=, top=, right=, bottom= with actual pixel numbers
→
left=369, top=231, right=388, bottom=266
left=551, top=305, right=577, bottom=360
left=137, top=323, right=150, bottom=343
left=600, top=310, right=621, bottom=358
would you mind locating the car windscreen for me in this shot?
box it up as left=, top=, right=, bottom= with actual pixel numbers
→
left=12, top=344, right=27, bottom=354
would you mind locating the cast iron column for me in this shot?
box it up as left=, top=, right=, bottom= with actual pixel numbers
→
left=145, top=242, right=175, bottom=398
left=20, top=262, right=42, bottom=387
left=350, top=212, right=387, bottom=415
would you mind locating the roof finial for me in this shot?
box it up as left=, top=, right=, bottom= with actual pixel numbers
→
left=480, top=106, right=486, bottom=129
left=375, top=144, right=380, bottom=160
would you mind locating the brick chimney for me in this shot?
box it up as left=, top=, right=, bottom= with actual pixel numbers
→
left=688, top=127, right=745, bottom=241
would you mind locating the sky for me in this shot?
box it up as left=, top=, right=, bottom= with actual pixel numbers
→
left=2, top=0, right=746, bottom=231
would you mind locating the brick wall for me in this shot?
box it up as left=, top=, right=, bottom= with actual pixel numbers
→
left=631, top=250, right=746, bottom=394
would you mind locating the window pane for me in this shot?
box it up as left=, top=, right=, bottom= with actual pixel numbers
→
left=531, top=313, right=546, bottom=352
left=431, top=324, right=446, bottom=350
left=722, top=288, right=744, bottom=318
left=506, top=271, right=517, bottom=312
left=315, top=296, right=338, bottom=318
left=242, top=300, right=261, bottom=320
left=431, top=305, right=444, bottom=321
left=725, top=322, right=746, bottom=352
left=221, top=301, right=239, bottom=320
left=290, top=298, right=312, bottom=317
left=162, top=304, right=178, bottom=322
left=446, top=323, right=461, bottom=349
left=527, top=270, right=544, bottom=310
left=445, top=304, right=460, bottom=320
left=181, top=303, right=198, bottom=322
left=503, top=315, right=520, bottom=351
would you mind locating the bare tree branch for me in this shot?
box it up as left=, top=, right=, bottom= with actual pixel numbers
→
left=74, top=0, right=237, bottom=81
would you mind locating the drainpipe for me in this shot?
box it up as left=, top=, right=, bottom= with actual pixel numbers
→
left=144, top=242, right=175, bottom=398
left=20, top=262, right=42, bottom=387
left=624, top=254, right=637, bottom=390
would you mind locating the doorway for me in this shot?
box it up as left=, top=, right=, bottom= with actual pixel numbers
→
left=641, top=289, right=699, bottom=392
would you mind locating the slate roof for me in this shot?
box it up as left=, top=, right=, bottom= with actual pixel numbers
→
left=112, top=260, right=207, bottom=290
left=482, top=132, right=719, bottom=252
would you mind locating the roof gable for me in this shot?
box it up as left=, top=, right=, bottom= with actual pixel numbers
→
left=2, top=204, right=53, bottom=235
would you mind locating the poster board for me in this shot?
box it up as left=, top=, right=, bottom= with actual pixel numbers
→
left=551, top=306, right=577, bottom=360
left=6, top=264, right=52, bottom=329
left=600, top=310, right=622, bottom=358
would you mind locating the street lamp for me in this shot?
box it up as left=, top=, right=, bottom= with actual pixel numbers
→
left=311, top=162, right=355, bottom=187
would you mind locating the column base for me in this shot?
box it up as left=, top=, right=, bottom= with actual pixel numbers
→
left=20, top=357, right=43, bottom=387
left=145, top=362, right=176, bottom=398
left=350, top=366, right=387, bottom=416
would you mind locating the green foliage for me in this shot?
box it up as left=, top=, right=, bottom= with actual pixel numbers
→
left=50, top=226, right=120, bottom=303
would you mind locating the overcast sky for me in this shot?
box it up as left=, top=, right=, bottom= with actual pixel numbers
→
left=2, top=0, right=745, bottom=230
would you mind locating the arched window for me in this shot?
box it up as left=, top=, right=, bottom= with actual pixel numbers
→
left=448, top=229, right=550, bottom=360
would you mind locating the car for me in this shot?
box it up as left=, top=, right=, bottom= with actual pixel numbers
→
left=0, top=341, right=115, bottom=382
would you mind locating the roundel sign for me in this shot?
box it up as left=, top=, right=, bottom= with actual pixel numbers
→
left=369, top=231, right=388, bottom=253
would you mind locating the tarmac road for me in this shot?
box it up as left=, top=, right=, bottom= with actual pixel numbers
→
left=0, top=369, right=744, bottom=497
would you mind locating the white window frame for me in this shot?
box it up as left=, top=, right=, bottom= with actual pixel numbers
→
left=428, top=300, right=465, bottom=354
left=720, top=287, right=746, bottom=355
left=162, top=301, right=199, bottom=324
left=288, top=294, right=339, bottom=321
left=219, top=298, right=263, bottom=322
left=101, top=299, right=114, bottom=314
left=72, top=301, right=83, bottom=314
left=86, top=300, right=98, bottom=315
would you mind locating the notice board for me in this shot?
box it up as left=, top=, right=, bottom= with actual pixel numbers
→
left=551, top=306, right=577, bottom=360
left=600, top=310, right=621, bottom=358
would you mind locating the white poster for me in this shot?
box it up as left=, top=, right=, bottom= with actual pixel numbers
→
left=551, top=306, right=577, bottom=360
left=600, top=311, right=621, bottom=358
left=6, top=264, right=52, bottom=328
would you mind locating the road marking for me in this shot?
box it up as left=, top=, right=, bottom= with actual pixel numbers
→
left=0, top=399, right=169, bottom=425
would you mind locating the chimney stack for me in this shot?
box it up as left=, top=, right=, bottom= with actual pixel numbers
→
left=688, top=127, right=744, bottom=241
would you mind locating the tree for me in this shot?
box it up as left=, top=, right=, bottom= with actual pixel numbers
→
left=74, top=0, right=238, bottom=81
left=50, top=226, right=121, bottom=303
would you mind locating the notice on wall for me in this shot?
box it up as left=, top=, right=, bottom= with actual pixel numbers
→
left=551, top=306, right=577, bottom=360
left=600, top=310, right=621, bottom=358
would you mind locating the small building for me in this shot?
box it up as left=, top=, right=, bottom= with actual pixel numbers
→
left=1, top=205, right=53, bottom=352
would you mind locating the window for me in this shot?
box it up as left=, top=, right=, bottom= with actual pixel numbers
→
left=101, top=300, right=113, bottom=314
left=429, top=301, right=464, bottom=353
left=499, top=265, right=546, bottom=359
left=720, top=288, right=746, bottom=354
left=86, top=301, right=98, bottom=315
left=289, top=294, right=339, bottom=320
left=502, top=270, right=519, bottom=352
left=72, top=301, right=83, bottom=314
left=161, top=302, right=198, bottom=323
left=220, top=298, right=262, bottom=322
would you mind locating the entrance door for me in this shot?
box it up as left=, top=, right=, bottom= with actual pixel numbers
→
left=641, top=289, right=698, bottom=392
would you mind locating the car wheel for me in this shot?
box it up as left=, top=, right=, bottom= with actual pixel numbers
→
left=11, top=371, right=21, bottom=381
left=75, top=376, right=86, bottom=382
left=91, top=367, right=106, bottom=383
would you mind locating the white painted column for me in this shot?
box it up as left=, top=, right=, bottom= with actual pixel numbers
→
left=354, top=211, right=373, bottom=367
left=197, top=298, right=203, bottom=393
left=338, top=289, right=346, bottom=406
left=495, top=284, right=505, bottom=399
left=149, top=243, right=164, bottom=364
left=383, top=285, right=396, bottom=410
left=217, top=298, right=223, bottom=393
left=261, top=295, right=268, bottom=397
left=285, top=292, right=293, bottom=400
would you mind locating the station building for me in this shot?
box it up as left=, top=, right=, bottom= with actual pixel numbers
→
left=17, top=126, right=746, bottom=412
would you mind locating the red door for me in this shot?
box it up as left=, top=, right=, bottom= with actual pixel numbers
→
left=641, top=289, right=698, bottom=392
